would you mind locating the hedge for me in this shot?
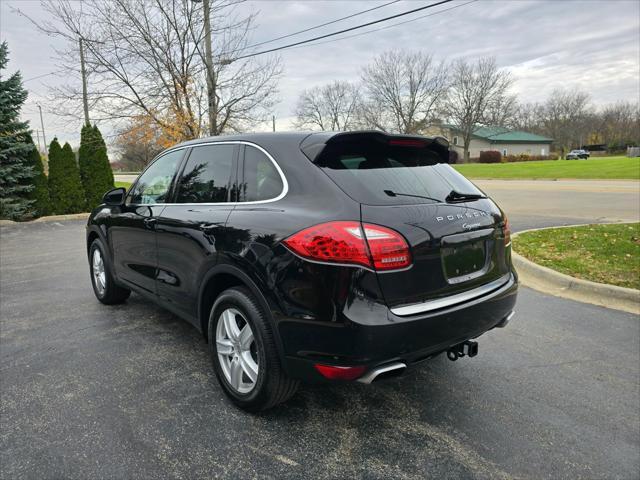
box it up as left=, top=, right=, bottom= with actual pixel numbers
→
left=478, top=151, right=502, bottom=163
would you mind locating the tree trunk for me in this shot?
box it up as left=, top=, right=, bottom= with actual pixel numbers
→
left=463, top=135, right=472, bottom=162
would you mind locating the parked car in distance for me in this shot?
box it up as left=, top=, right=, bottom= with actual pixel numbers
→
left=566, top=149, right=590, bottom=159
left=86, top=131, right=518, bottom=411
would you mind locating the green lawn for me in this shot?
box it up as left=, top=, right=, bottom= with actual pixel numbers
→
left=454, top=156, right=640, bottom=180
left=513, top=223, right=640, bottom=290
left=114, top=181, right=131, bottom=190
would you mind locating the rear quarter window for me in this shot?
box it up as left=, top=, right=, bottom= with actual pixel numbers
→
left=240, top=145, right=284, bottom=202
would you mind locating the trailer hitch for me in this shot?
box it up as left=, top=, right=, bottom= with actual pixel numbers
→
left=446, top=341, right=478, bottom=361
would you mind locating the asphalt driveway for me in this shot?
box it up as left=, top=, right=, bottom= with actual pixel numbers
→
left=1, top=208, right=639, bottom=478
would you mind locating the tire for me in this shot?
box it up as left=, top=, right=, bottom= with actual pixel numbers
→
left=208, top=286, right=298, bottom=412
left=89, top=238, right=131, bottom=305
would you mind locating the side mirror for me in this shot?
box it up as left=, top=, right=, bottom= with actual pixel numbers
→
left=103, top=187, right=126, bottom=206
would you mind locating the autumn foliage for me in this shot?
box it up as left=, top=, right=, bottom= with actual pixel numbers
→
left=116, top=112, right=198, bottom=171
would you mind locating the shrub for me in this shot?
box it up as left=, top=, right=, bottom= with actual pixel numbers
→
left=79, top=124, right=115, bottom=210
left=448, top=150, right=459, bottom=164
left=48, top=139, right=86, bottom=214
left=503, top=154, right=559, bottom=162
left=478, top=150, right=502, bottom=163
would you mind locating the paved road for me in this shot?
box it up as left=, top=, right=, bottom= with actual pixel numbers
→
left=1, top=186, right=639, bottom=478
left=475, top=180, right=640, bottom=228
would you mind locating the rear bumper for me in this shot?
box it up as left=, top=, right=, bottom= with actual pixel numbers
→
left=278, top=271, right=518, bottom=382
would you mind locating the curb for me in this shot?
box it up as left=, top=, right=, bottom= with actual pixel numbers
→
left=0, top=213, right=89, bottom=226
left=512, top=226, right=640, bottom=315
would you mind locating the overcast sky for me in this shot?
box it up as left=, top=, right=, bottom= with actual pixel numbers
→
left=1, top=0, right=638, bottom=151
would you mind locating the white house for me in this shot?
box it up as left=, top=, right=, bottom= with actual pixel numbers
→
left=429, top=125, right=554, bottom=160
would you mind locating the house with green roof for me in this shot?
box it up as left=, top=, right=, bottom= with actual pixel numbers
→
left=427, top=124, right=554, bottom=160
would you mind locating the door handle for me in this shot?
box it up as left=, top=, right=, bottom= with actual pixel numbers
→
left=144, top=217, right=158, bottom=229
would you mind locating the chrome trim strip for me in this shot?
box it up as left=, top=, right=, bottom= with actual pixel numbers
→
left=390, top=273, right=512, bottom=317
left=127, top=141, right=289, bottom=207
left=357, top=362, right=406, bottom=384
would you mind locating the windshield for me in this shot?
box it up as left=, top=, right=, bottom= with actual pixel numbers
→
left=315, top=140, right=484, bottom=206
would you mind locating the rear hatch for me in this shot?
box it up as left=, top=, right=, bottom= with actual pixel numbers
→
left=302, top=131, right=511, bottom=310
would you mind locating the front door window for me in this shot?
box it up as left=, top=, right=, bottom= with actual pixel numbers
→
left=128, top=150, right=184, bottom=205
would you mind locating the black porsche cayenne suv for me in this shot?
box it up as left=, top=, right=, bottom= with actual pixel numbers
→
left=87, top=131, right=517, bottom=411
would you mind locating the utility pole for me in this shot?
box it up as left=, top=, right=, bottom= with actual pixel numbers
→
left=202, top=0, right=216, bottom=136
left=272, top=115, right=276, bottom=132
left=37, top=104, right=47, bottom=149
left=35, top=129, right=42, bottom=153
left=79, top=37, right=90, bottom=126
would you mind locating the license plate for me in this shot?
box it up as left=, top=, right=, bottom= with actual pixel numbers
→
left=441, top=239, right=488, bottom=283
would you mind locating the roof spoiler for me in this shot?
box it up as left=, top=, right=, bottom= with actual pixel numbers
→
left=300, top=130, right=450, bottom=163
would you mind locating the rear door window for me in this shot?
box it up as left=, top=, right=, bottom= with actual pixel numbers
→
left=175, top=144, right=236, bottom=203
left=315, top=140, right=483, bottom=205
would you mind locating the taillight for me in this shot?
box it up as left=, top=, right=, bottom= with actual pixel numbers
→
left=282, top=221, right=371, bottom=268
left=282, top=221, right=411, bottom=271
left=362, top=224, right=411, bottom=270
left=503, top=217, right=511, bottom=245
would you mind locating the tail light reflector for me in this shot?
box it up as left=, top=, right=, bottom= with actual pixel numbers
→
left=389, top=138, right=426, bottom=147
left=283, top=221, right=411, bottom=271
left=503, top=217, right=511, bottom=245
left=314, top=364, right=366, bottom=381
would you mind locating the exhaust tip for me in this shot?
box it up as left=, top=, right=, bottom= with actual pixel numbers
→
left=357, top=362, right=406, bottom=384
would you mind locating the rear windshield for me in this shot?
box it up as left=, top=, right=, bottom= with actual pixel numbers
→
left=314, top=140, right=484, bottom=206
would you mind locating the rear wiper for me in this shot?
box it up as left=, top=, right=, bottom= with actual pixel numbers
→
left=445, top=190, right=486, bottom=203
left=384, top=189, right=441, bottom=203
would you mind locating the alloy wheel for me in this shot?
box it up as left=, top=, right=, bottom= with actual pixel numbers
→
left=216, top=308, right=259, bottom=394
left=92, top=248, right=106, bottom=296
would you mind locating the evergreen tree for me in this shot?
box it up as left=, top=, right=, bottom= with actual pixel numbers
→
left=79, top=124, right=114, bottom=209
left=47, top=138, right=64, bottom=213
left=78, top=124, right=95, bottom=199
left=0, top=41, right=36, bottom=220
left=25, top=135, right=49, bottom=217
left=48, top=139, right=85, bottom=214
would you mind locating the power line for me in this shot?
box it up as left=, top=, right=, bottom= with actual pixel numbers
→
left=23, top=70, right=65, bottom=83
left=284, top=0, right=479, bottom=51
left=241, top=0, right=401, bottom=51
left=233, top=0, right=454, bottom=61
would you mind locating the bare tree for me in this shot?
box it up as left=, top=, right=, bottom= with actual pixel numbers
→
left=597, top=101, right=640, bottom=149
left=512, top=102, right=545, bottom=133
left=536, top=89, right=592, bottom=154
left=293, top=81, right=361, bottom=131
left=359, top=51, right=449, bottom=134
left=483, top=93, right=519, bottom=129
left=18, top=0, right=281, bottom=142
left=444, top=57, right=513, bottom=161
